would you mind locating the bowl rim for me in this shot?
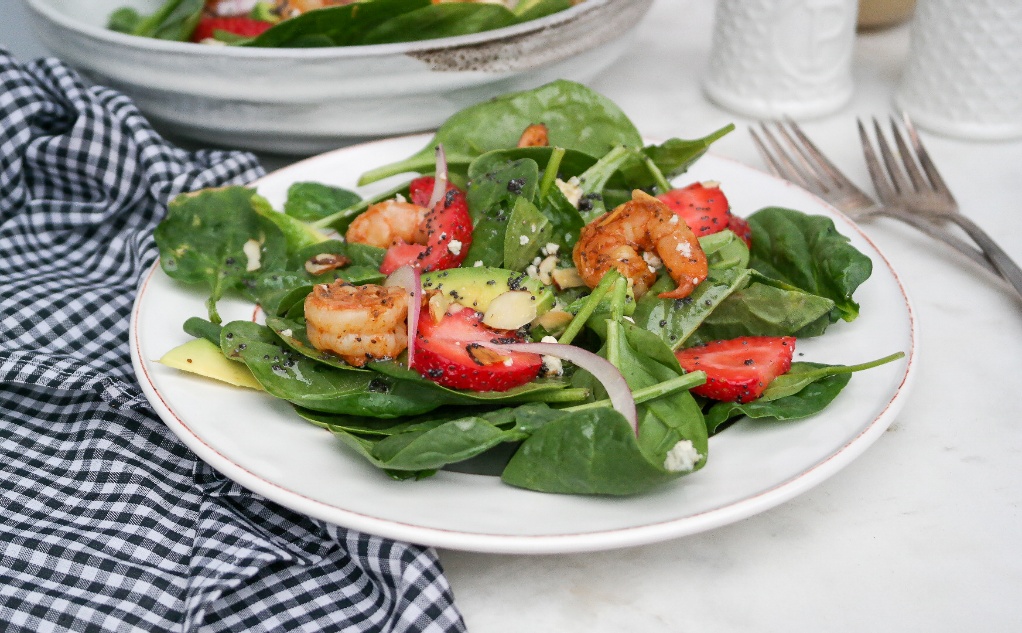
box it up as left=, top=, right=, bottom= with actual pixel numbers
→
left=25, top=0, right=637, bottom=58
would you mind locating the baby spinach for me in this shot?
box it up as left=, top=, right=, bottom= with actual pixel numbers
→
left=747, top=207, right=873, bottom=323
left=464, top=157, right=540, bottom=268
left=108, top=0, right=203, bottom=41
left=154, top=187, right=287, bottom=323
left=264, top=316, right=587, bottom=408
left=503, top=198, right=554, bottom=272
left=360, top=3, right=517, bottom=45
left=247, top=0, right=432, bottom=48
left=703, top=353, right=904, bottom=434
left=501, top=407, right=682, bottom=496
left=283, top=182, right=362, bottom=223
left=633, top=267, right=752, bottom=351
left=358, top=80, right=643, bottom=185
left=687, top=282, right=835, bottom=344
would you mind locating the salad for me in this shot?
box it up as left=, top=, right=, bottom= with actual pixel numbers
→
left=154, top=80, right=902, bottom=496
left=108, top=0, right=580, bottom=46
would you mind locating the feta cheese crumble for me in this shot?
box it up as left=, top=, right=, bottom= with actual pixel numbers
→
left=555, top=176, right=583, bottom=207
left=663, top=440, right=702, bottom=473
left=447, top=239, right=462, bottom=255
left=242, top=239, right=262, bottom=272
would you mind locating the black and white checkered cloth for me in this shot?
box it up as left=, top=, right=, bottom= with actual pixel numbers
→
left=0, top=50, right=465, bottom=632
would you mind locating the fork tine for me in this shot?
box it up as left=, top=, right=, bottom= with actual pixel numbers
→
left=771, top=121, right=834, bottom=193
left=781, top=119, right=856, bottom=191
left=857, top=118, right=897, bottom=202
left=871, top=117, right=914, bottom=195
left=751, top=124, right=812, bottom=189
left=887, top=115, right=928, bottom=192
left=749, top=127, right=787, bottom=179
left=901, top=112, right=957, bottom=202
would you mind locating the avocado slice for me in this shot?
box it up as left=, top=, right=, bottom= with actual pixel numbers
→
left=420, top=267, right=555, bottom=314
left=158, top=338, right=264, bottom=390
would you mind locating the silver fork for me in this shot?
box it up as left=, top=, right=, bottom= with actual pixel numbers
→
left=749, top=120, right=997, bottom=276
left=859, top=114, right=1022, bottom=299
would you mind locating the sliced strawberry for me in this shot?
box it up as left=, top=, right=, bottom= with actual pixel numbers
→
left=657, top=182, right=752, bottom=248
left=190, top=16, right=273, bottom=43
left=727, top=213, right=753, bottom=248
left=379, top=176, right=473, bottom=275
left=657, top=182, right=730, bottom=236
left=411, top=307, right=542, bottom=392
left=675, top=336, right=795, bottom=403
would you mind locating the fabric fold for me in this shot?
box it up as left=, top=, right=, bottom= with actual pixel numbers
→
left=0, top=49, right=465, bottom=633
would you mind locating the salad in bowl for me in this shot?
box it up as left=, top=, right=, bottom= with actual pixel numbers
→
left=109, top=0, right=584, bottom=45
left=153, top=80, right=903, bottom=496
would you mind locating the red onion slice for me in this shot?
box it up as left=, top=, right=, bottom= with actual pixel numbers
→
left=426, top=143, right=449, bottom=211
left=384, top=265, right=422, bottom=367
left=484, top=341, right=638, bottom=435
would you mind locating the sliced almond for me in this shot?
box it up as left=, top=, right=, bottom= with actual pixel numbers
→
left=551, top=267, right=587, bottom=290
left=481, top=291, right=537, bottom=330
left=538, top=255, right=558, bottom=285
left=533, top=309, right=573, bottom=332
left=304, top=253, right=350, bottom=275
left=427, top=291, right=451, bottom=322
left=466, top=344, right=511, bottom=366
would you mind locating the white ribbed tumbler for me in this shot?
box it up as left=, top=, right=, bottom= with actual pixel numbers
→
left=703, top=0, right=858, bottom=119
left=894, top=0, right=1022, bottom=141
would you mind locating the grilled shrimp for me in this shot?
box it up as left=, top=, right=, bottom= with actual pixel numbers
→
left=345, top=199, right=427, bottom=250
left=572, top=190, right=708, bottom=299
left=304, top=280, right=409, bottom=367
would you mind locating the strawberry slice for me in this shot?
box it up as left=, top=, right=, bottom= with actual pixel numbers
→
left=379, top=176, right=473, bottom=275
left=657, top=182, right=752, bottom=247
left=411, top=307, right=542, bottom=392
left=727, top=214, right=753, bottom=248
left=190, top=16, right=273, bottom=43
left=675, top=336, right=795, bottom=403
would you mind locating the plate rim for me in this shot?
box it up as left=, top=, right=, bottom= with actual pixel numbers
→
left=130, top=138, right=918, bottom=554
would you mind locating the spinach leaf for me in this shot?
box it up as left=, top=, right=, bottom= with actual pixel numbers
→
left=109, top=0, right=203, bottom=41
left=242, top=240, right=385, bottom=316
left=464, top=157, right=540, bottom=268
left=503, top=197, right=554, bottom=272
left=284, top=182, right=362, bottom=222
left=247, top=0, right=431, bottom=47
left=644, top=127, right=736, bottom=182
left=703, top=353, right=905, bottom=434
left=251, top=194, right=329, bottom=253
left=221, top=321, right=457, bottom=417
left=369, top=417, right=524, bottom=470
left=514, top=312, right=707, bottom=495
left=687, top=282, right=835, bottom=344
left=633, top=267, right=751, bottom=351
left=359, top=80, right=643, bottom=185
left=154, top=187, right=287, bottom=323
left=264, top=316, right=588, bottom=407
left=501, top=408, right=682, bottom=495
left=747, top=207, right=872, bottom=323
left=704, top=364, right=851, bottom=434
left=361, top=3, right=517, bottom=44
left=514, top=0, right=573, bottom=21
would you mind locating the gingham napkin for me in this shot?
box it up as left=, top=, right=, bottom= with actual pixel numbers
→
left=0, top=50, right=465, bottom=633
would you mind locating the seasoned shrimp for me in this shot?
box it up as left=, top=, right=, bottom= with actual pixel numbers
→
left=304, top=280, right=409, bottom=367
left=345, top=199, right=427, bottom=250
left=572, top=190, right=708, bottom=299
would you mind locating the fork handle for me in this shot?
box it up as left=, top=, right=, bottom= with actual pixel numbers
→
left=874, top=209, right=998, bottom=276
left=946, top=214, right=1022, bottom=300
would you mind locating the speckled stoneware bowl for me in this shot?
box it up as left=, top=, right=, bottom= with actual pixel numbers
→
left=25, top=0, right=653, bottom=154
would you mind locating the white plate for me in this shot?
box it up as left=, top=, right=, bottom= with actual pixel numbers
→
left=130, top=134, right=917, bottom=554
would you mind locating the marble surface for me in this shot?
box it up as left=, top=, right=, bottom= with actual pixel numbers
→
left=5, top=1, right=1021, bottom=631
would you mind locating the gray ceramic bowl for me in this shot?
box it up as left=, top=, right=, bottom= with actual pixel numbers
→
left=25, top=0, right=653, bottom=154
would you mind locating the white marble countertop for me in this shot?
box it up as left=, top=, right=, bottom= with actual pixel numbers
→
left=5, top=1, right=1020, bottom=631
